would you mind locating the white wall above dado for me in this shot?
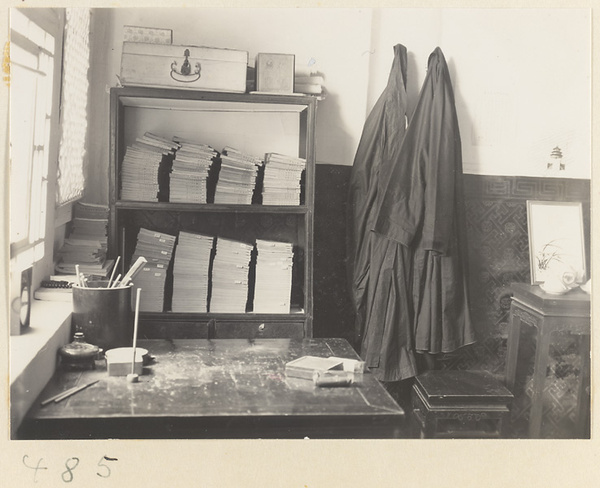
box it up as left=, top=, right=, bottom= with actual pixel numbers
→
left=367, top=8, right=591, bottom=179
left=86, top=8, right=590, bottom=203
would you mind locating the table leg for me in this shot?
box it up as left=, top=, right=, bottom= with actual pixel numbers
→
left=575, top=334, right=591, bottom=437
left=528, top=325, right=553, bottom=438
left=505, top=303, right=522, bottom=391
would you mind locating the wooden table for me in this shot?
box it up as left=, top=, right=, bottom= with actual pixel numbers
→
left=505, top=283, right=590, bottom=438
left=19, top=338, right=405, bottom=439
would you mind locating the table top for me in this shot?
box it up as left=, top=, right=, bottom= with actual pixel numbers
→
left=25, top=338, right=404, bottom=438
left=511, top=282, right=590, bottom=317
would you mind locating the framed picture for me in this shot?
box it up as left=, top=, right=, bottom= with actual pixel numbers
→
left=526, top=200, right=586, bottom=284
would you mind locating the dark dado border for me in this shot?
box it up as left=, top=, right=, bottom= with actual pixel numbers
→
left=463, top=174, right=590, bottom=202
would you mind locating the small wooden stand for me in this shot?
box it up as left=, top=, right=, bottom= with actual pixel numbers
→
left=411, top=370, right=513, bottom=439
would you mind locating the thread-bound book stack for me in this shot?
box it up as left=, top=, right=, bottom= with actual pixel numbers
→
left=213, top=147, right=263, bottom=205
left=210, top=237, right=253, bottom=313
left=120, top=132, right=178, bottom=202
left=55, top=202, right=114, bottom=277
left=171, top=231, right=214, bottom=312
left=170, top=138, right=218, bottom=204
left=253, top=239, right=294, bottom=313
left=262, top=153, right=305, bottom=205
left=130, top=227, right=176, bottom=312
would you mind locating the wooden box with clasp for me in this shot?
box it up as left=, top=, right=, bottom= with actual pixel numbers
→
left=411, top=370, right=513, bottom=439
left=120, top=42, right=248, bottom=93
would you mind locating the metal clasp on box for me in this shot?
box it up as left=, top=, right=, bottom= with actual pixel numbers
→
left=170, top=49, right=201, bottom=83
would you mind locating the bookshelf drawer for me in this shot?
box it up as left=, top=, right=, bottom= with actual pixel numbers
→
left=139, top=320, right=210, bottom=340
left=215, top=321, right=305, bottom=339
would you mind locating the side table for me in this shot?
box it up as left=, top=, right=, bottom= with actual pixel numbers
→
left=505, top=283, right=590, bottom=438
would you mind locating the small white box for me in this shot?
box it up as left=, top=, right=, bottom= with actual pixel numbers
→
left=123, top=25, right=173, bottom=45
left=121, top=42, right=248, bottom=93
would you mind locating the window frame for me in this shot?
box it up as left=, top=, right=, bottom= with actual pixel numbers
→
left=9, top=8, right=65, bottom=334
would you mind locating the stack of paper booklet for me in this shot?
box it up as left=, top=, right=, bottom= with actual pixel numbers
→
left=262, top=153, right=305, bottom=205
left=171, top=231, right=214, bottom=312
left=170, top=138, right=218, bottom=204
left=210, top=237, right=253, bottom=313
left=213, top=147, right=263, bottom=205
left=55, top=202, right=114, bottom=278
left=121, top=132, right=178, bottom=202
left=253, top=239, right=294, bottom=313
left=130, top=227, right=176, bottom=312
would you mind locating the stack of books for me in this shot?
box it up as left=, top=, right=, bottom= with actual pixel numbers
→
left=253, top=239, right=294, bottom=313
left=121, top=132, right=178, bottom=202
left=170, top=138, right=218, bottom=204
left=262, top=153, right=306, bottom=205
left=294, top=73, right=324, bottom=96
left=213, top=147, right=263, bottom=205
left=210, top=237, right=253, bottom=313
left=55, top=202, right=114, bottom=278
left=130, top=227, right=176, bottom=312
left=171, top=231, right=214, bottom=312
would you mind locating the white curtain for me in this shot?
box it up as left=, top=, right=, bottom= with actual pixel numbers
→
left=56, top=7, right=90, bottom=205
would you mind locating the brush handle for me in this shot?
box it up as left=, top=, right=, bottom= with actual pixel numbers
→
left=120, top=256, right=148, bottom=287
left=131, top=287, right=142, bottom=374
left=107, top=256, right=121, bottom=288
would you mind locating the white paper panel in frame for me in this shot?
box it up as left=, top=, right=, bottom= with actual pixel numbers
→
left=526, top=200, right=586, bottom=285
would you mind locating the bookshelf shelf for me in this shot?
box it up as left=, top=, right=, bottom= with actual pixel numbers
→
left=115, top=201, right=310, bottom=214
left=109, top=87, right=316, bottom=338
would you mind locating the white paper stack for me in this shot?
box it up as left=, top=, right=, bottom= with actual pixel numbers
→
left=121, top=132, right=179, bottom=202
left=170, top=138, right=218, bottom=204
left=130, top=227, right=176, bottom=312
left=54, top=203, right=114, bottom=278
left=262, top=153, right=306, bottom=205
left=171, top=231, right=214, bottom=312
left=253, top=239, right=294, bottom=313
left=214, top=147, right=263, bottom=205
left=210, top=237, right=253, bottom=313
left=294, top=73, right=324, bottom=95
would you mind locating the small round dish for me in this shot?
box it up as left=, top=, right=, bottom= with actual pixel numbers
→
left=105, top=347, right=149, bottom=364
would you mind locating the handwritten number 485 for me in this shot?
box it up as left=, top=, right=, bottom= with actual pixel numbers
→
left=23, top=455, right=118, bottom=483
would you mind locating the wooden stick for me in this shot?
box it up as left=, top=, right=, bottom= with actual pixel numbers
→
left=131, top=287, right=142, bottom=374
left=75, top=265, right=82, bottom=287
left=41, top=385, right=81, bottom=406
left=107, top=256, right=121, bottom=288
left=47, top=380, right=100, bottom=405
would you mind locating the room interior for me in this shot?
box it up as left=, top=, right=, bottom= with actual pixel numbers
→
left=4, top=7, right=592, bottom=442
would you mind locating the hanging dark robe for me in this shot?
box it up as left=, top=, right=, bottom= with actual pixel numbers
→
left=347, top=45, right=419, bottom=381
left=374, top=47, right=475, bottom=357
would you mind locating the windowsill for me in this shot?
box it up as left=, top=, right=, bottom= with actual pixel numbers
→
left=10, top=299, right=72, bottom=439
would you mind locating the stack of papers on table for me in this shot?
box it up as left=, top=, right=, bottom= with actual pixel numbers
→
left=213, top=147, right=263, bottom=205
left=121, top=132, right=178, bottom=202
left=253, top=239, right=294, bottom=313
left=262, top=153, right=305, bottom=205
left=130, top=227, right=176, bottom=312
left=170, top=138, right=218, bottom=204
left=210, top=237, right=253, bottom=313
left=172, top=231, right=214, bottom=312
